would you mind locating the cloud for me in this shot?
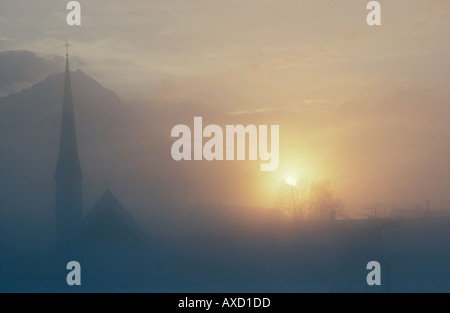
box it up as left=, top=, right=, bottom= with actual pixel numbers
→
left=303, top=99, right=331, bottom=105
left=227, top=108, right=277, bottom=116
left=0, top=36, right=14, bottom=42
left=0, top=50, right=64, bottom=97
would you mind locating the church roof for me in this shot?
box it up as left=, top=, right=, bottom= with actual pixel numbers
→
left=79, top=190, right=145, bottom=243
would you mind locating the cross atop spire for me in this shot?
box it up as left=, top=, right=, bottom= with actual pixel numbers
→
left=64, top=41, right=72, bottom=56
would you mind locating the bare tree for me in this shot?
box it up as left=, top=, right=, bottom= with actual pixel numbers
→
left=307, top=181, right=345, bottom=220
left=277, top=179, right=344, bottom=220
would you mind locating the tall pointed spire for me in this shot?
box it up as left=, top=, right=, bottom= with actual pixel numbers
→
left=55, top=46, right=82, bottom=180
left=55, top=45, right=83, bottom=253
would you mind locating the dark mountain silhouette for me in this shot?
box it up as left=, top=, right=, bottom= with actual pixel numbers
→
left=0, top=50, right=65, bottom=97
left=0, top=70, right=173, bottom=250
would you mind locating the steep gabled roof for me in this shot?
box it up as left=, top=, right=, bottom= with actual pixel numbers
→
left=79, top=190, right=145, bottom=243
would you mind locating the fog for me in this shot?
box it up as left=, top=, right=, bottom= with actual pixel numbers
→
left=1, top=0, right=450, bottom=292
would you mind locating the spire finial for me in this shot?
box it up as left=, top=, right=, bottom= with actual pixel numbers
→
left=64, top=41, right=72, bottom=57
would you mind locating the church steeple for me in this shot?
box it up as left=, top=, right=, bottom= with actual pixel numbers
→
left=55, top=47, right=82, bottom=180
left=55, top=44, right=83, bottom=252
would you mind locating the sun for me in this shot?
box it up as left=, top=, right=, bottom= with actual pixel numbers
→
left=284, top=176, right=297, bottom=187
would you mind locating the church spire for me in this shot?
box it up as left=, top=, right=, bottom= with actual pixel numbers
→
left=55, top=44, right=83, bottom=253
left=54, top=44, right=82, bottom=180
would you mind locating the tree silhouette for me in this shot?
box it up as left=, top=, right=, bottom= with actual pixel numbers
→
left=277, top=179, right=344, bottom=220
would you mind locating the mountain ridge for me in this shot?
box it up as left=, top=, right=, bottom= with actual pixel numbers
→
left=0, top=69, right=124, bottom=109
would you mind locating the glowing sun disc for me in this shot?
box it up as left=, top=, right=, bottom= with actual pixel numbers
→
left=285, top=176, right=297, bottom=187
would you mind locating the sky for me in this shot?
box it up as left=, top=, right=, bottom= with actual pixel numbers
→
left=1, top=0, right=450, bottom=212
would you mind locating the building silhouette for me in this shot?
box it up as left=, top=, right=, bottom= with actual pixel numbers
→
left=53, top=50, right=150, bottom=289
left=54, top=50, right=83, bottom=253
